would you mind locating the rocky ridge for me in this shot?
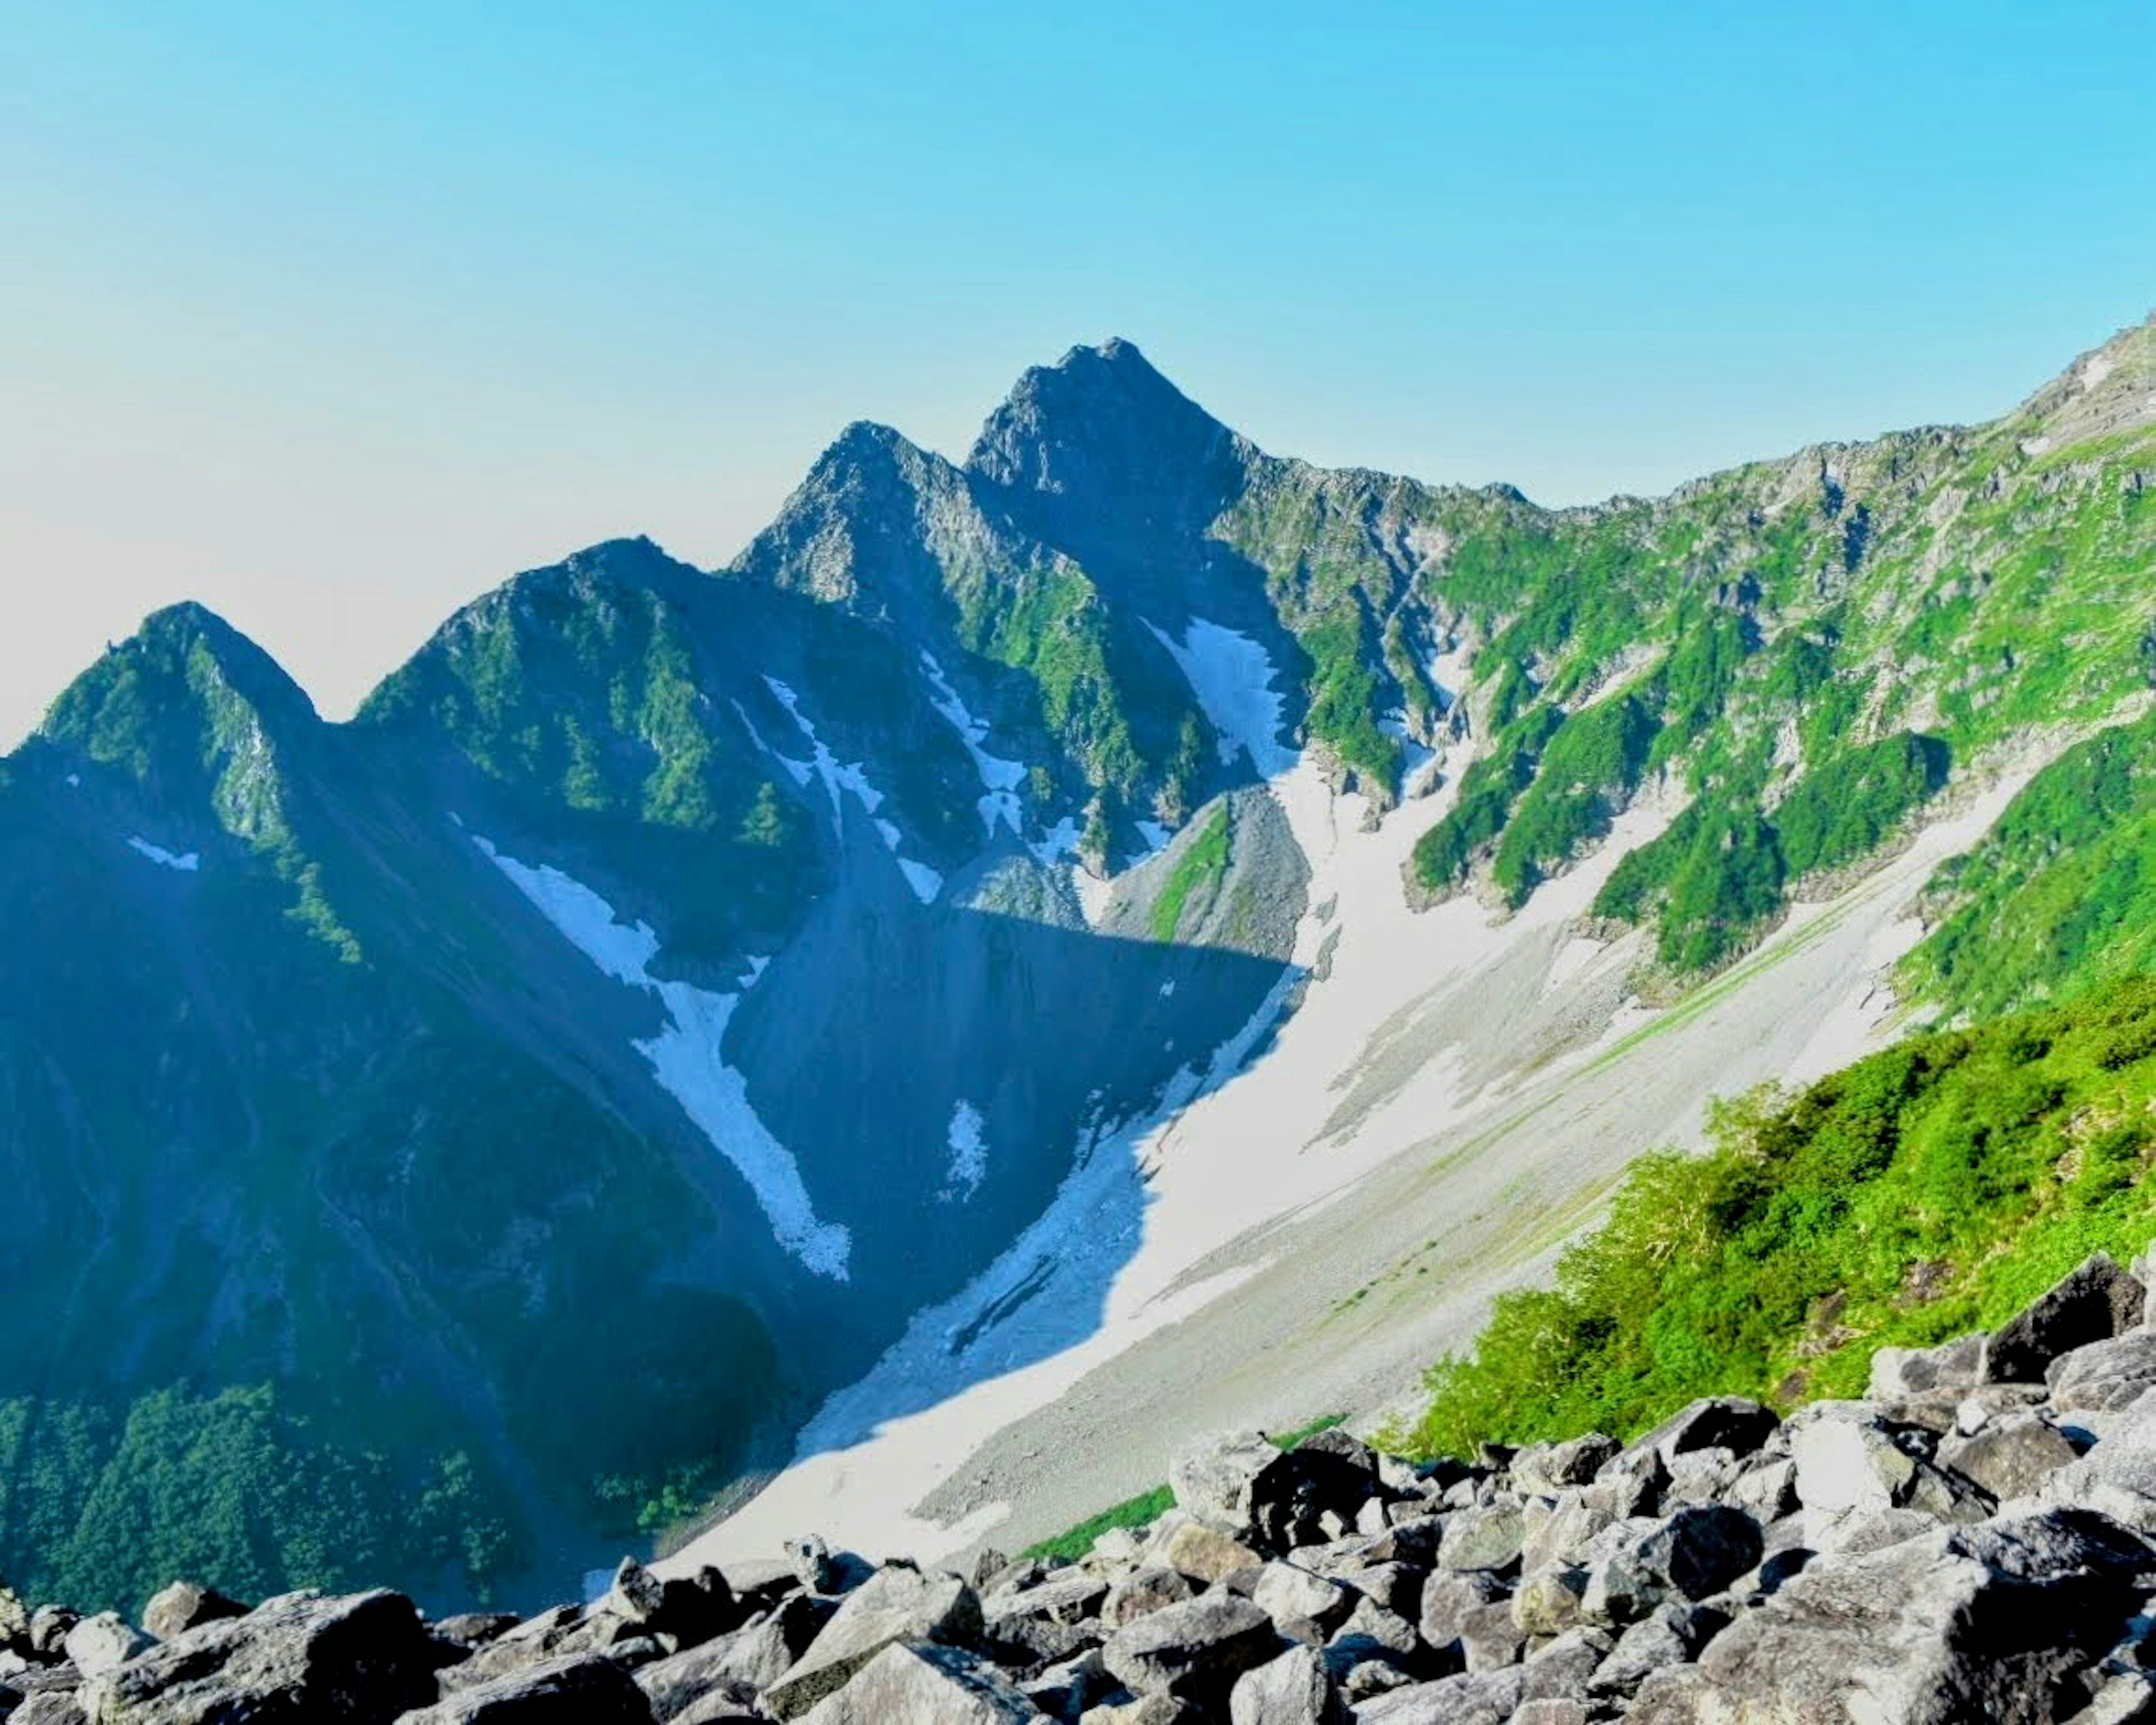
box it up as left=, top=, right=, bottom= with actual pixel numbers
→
left=13, top=1248, right=2156, bottom=1722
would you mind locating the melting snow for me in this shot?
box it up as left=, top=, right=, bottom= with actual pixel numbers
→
left=898, top=859, right=944, bottom=905
left=65, top=774, right=81, bottom=789
left=473, top=835, right=852, bottom=1279
left=921, top=652, right=1026, bottom=837
left=127, top=837, right=200, bottom=872
left=942, top=1100, right=988, bottom=1202
left=1146, top=617, right=1296, bottom=778
left=1135, top=820, right=1172, bottom=855
left=763, top=677, right=945, bottom=907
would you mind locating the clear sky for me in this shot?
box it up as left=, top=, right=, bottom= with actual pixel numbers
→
left=4, top=0, right=2153, bottom=746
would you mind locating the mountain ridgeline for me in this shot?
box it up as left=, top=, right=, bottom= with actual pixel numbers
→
left=2, top=316, right=2153, bottom=1614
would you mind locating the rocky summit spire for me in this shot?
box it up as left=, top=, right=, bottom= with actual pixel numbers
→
left=965, top=338, right=1250, bottom=543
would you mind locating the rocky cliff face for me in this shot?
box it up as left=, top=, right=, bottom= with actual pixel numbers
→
left=9, top=1249, right=2156, bottom=1722
left=3, top=314, right=2154, bottom=1616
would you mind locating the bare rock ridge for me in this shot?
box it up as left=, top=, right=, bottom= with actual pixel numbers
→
left=10, top=1248, right=2156, bottom=1722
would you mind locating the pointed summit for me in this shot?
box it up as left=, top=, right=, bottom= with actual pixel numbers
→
left=966, top=338, right=1246, bottom=527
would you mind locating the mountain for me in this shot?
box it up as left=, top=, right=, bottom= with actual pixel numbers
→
left=1, top=315, right=2152, bottom=1615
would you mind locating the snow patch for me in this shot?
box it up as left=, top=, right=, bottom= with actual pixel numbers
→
left=127, top=837, right=200, bottom=872
left=1146, top=617, right=1296, bottom=778
left=1135, top=820, right=1172, bottom=856
left=920, top=652, right=1026, bottom=837
left=942, top=1100, right=988, bottom=1202
left=473, top=835, right=852, bottom=1279
left=65, top=774, right=80, bottom=789
left=898, top=859, right=943, bottom=905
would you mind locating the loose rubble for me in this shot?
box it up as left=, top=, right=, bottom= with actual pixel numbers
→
left=9, top=1250, right=2156, bottom=1721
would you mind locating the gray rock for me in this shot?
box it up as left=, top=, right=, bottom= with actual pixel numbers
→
left=139, top=1583, right=246, bottom=1644
left=1021, top=1646, right=1109, bottom=1719
left=1102, top=1593, right=1279, bottom=1704
left=1870, top=1333, right=1986, bottom=1400
left=798, top=1641, right=1039, bottom=1723
left=1229, top=1644, right=1346, bottom=1724
left=1939, top=1412, right=2081, bottom=1499
left=400, top=1652, right=656, bottom=1721
left=1510, top=1564, right=1587, bottom=1637
left=1436, top=1504, right=1524, bottom=1573
left=763, top=1567, right=983, bottom=1718
left=1518, top=1627, right=1613, bottom=1704
left=1509, top=1703, right=1592, bottom=1725
left=1415, top=1570, right=1506, bottom=1660
left=61, top=1614, right=151, bottom=1678
left=1150, top=1521, right=1263, bottom=1586
left=1589, top=1604, right=1726, bottom=1697
left=986, top=1570, right=1109, bottom=1630
left=2053, top=1331, right=2156, bottom=1413
left=1580, top=1507, right=1761, bottom=1627
left=28, top=1608, right=79, bottom=1659
left=1170, top=1433, right=1281, bottom=1540
left=1789, top=1403, right=1988, bottom=1523
left=76, top=1588, right=438, bottom=1722
left=1251, top=1564, right=1353, bottom=1644
left=636, top=1637, right=768, bottom=1722
left=1659, top=1509, right=2156, bottom=1723
left=1509, top=1435, right=1619, bottom=1498
left=1520, top=1493, right=1616, bottom=1575
left=1985, top=1252, right=2146, bottom=1384
left=1347, top=1667, right=1520, bottom=1722
left=14, top=1693, right=89, bottom=1725
left=1101, top=1568, right=1197, bottom=1629
left=1630, top=1399, right=1779, bottom=1467
left=432, top=1614, right=520, bottom=1653
left=1324, top=1596, right=1423, bottom=1668
left=705, top=1593, right=838, bottom=1691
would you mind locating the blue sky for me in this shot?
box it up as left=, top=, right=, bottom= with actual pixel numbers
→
left=3, top=0, right=2153, bottom=741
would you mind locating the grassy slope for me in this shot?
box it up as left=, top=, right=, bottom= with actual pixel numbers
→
left=1387, top=976, right=2156, bottom=1459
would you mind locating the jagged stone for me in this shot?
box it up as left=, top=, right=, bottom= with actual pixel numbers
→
left=1511, top=1434, right=1620, bottom=1498
left=636, top=1635, right=772, bottom=1721
left=400, top=1651, right=655, bottom=1721
left=1350, top=1667, right=1522, bottom=1722
left=1511, top=1563, right=1588, bottom=1636
left=1985, top=1253, right=2147, bottom=1384
left=1417, top=1568, right=1507, bottom=1661
left=1021, top=1646, right=1109, bottom=1718
left=1227, top=1644, right=1345, bottom=1724
left=1518, top=1626, right=1613, bottom=1703
left=762, top=1567, right=983, bottom=1719
left=76, top=1588, right=438, bottom=1722
left=1579, top=1507, right=1762, bottom=1627
left=61, top=1614, right=151, bottom=1678
left=1871, top=1333, right=1988, bottom=1400
left=2052, top=1331, right=2156, bottom=1413
left=1647, top=1508, right=2156, bottom=1723
left=1168, top=1433, right=1280, bottom=1540
left=1436, top=1503, right=1524, bottom=1573
left=796, top=1641, right=1038, bottom=1723
left=1589, top=1604, right=1728, bottom=1697
left=433, top=1614, right=520, bottom=1651
left=1630, top=1399, right=1779, bottom=1468
left=1150, top=1521, right=1262, bottom=1586
left=28, top=1608, right=79, bottom=1659
left=1250, top=1563, right=1352, bottom=1644
left=1324, top=1595, right=1423, bottom=1668
left=986, top=1570, right=1109, bottom=1629
left=1100, top=1567, right=1196, bottom=1629
left=139, top=1583, right=246, bottom=1645
left=1789, top=1402, right=1989, bottom=1525
left=1100, top=1593, right=1278, bottom=1704
left=1939, top=1412, right=2082, bottom=1499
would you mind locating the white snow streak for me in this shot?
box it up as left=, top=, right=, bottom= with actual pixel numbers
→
left=762, top=676, right=943, bottom=907
left=920, top=652, right=1026, bottom=838
left=1146, top=617, right=1295, bottom=777
left=942, top=1100, right=988, bottom=1202
left=127, top=837, right=200, bottom=872
left=473, top=835, right=852, bottom=1279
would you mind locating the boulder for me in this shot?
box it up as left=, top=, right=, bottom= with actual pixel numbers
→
left=1417, top=1570, right=1508, bottom=1662
left=1435, top=1503, right=1524, bottom=1573
left=1511, top=1564, right=1588, bottom=1637
left=2050, top=1331, right=2156, bottom=1413
left=1169, top=1433, right=1281, bottom=1540
left=1348, top=1667, right=1521, bottom=1723
left=1648, top=1509, right=2156, bottom=1723
left=1101, top=1593, right=1279, bottom=1704
left=1246, top=1444, right=1380, bottom=1553
left=797, top=1642, right=1038, bottom=1723
left=1227, top=1644, right=1345, bottom=1724
left=701, top=1594, right=838, bottom=1691
left=1021, top=1646, right=1110, bottom=1718
left=1580, top=1507, right=1762, bottom=1627
left=1588, top=1604, right=1726, bottom=1697
left=1150, top=1522, right=1262, bottom=1587
left=76, top=1589, right=438, bottom=1721
left=1324, top=1596, right=1423, bottom=1668
left=1511, top=1435, right=1620, bottom=1498
left=1100, top=1568, right=1196, bottom=1629
left=139, top=1583, right=247, bottom=1644
left=1870, top=1334, right=1987, bottom=1401
left=1789, top=1403, right=1988, bottom=1523
left=636, top=1637, right=769, bottom=1722
left=28, top=1608, right=80, bottom=1659
left=62, top=1614, right=152, bottom=1678
left=1518, top=1627, right=1613, bottom=1704
left=398, top=1652, right=655, bottom=1721
left=1250, top=1564, right=1352, bottom=1645
left=1985, top=1253, right=2146, bottom=1384
left=432, top=1615, right=520, bottom=1653
left=762, top=1567, right=983, bottom=1719
left=1630, top=1399, right=1779, bottom=1467
left=1939, top=1413, right=2081, bottom=1499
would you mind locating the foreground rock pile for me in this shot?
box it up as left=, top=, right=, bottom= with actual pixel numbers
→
left=14, top=1252, right=2156, bottom=1722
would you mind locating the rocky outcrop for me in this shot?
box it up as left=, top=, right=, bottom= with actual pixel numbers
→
left=8, top=1253, right=2156, bottom=1722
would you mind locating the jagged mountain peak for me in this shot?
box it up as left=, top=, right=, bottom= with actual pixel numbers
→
left=965, top=337, right=1249, bottom=528
left=2006, top=306, right=2156, bottom=454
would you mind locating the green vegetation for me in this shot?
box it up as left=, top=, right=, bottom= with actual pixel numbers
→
left=1149, top=803, right=1231, bottom=941
left=1490, top=692, right=1657, bottom=907
left=1022, top=1415, right=1346, bottom=1563
left=1588, top=731, right=1951, bottom=974
left=1904, top=711, right=2156, bottom=1018
left=0, top=1385, right=518, bottom=1616
left=1388, top=977, right=2156, bottom=1461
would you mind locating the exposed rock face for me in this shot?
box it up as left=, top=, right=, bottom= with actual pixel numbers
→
left=10, top=1256, right=2156, bottom=1722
